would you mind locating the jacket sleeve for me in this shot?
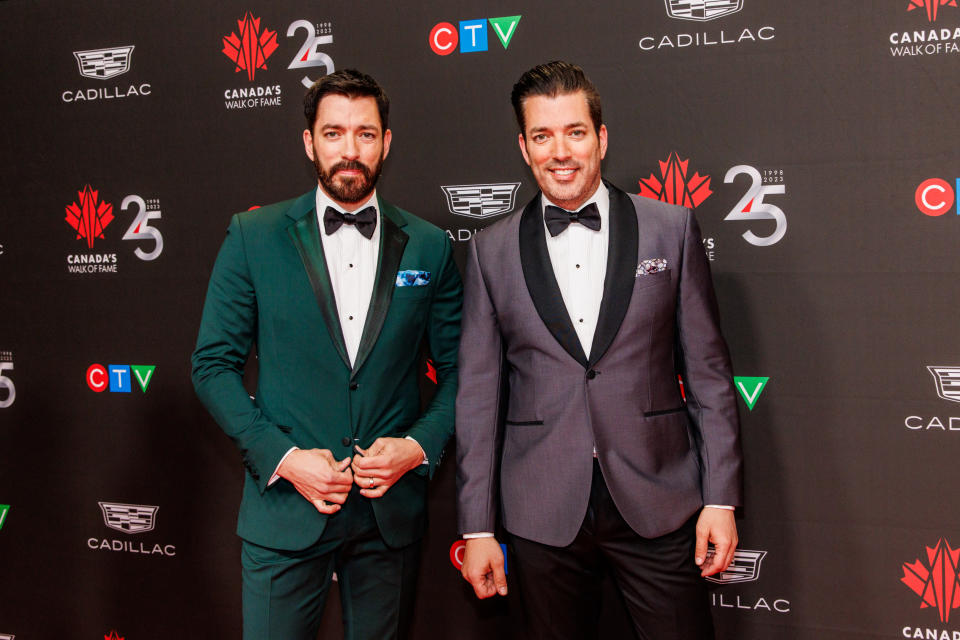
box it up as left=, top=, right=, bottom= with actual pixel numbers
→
left=404, top=234, right=463, bottom=478
left=675, top=209, right=743, bottom=507
left=191, top=214, right=296, bottom=494
left=455, top=237, right=506, bottom=534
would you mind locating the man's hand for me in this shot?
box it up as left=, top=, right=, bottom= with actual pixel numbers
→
left=277, top=449, right=353, bottom=514
left=350, top=437, right=425, bottom=498
left=461, top=537, right=508, bottom=599
left=694, top=507, right=738, bottom=577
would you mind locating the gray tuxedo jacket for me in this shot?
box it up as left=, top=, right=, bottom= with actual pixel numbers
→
left=455, top=181, right=743, bottom=546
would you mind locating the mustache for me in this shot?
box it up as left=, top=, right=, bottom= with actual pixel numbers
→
left=330, top=160, right=373, bottom=178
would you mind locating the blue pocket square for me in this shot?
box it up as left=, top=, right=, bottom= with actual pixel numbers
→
left=636, top=258, right=667, bottom=276
left=396, top=270, right=431, bottom=287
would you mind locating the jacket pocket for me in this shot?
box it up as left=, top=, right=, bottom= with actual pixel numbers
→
left=392, top=283, right=432, bottom=302
left=633, top=268, right=672, bottom=291
left=505, top=419, right=544, bottom=426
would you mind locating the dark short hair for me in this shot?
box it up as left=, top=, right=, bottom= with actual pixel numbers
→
left=303, top=69, right=390, bottom=131
left=511, top=61, right=602, bottom=137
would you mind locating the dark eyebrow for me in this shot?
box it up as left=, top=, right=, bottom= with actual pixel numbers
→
left=321, top=123, right=380, bottom=133
left=528, top=122, right=589, bottom=135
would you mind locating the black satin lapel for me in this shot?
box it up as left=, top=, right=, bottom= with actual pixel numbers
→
left=352, top=214, right=408, bottom=377
left=588, top=184, right=639, bottom=367
left=519, top=195, right=588, bottom=368
left=287, top=213, right=351, bottom=369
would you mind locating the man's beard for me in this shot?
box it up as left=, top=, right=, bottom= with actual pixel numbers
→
left=315, top=155, right=383, bottom=205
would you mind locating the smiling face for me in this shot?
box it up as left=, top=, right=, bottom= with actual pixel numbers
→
left=518, top=90, right=607, bottom=211
left=303, top=94, right=392, bottom=211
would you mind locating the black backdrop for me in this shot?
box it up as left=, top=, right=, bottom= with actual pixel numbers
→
left=2, top=1, right=960, bottom=638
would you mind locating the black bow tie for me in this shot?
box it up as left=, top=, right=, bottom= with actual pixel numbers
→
left=323, top=205, right=377, bottom=239
left=544, top=202, right=601, bottom=237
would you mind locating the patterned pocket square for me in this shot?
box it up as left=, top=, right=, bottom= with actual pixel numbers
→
left=396, top=270, right=431, bottom=287
left=636, top=258, right=668, bottom=276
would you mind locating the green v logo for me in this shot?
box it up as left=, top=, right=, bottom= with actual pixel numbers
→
left=488, top=16, right=521, bottom=49
left=131, top=365, right=155, bottom=392
left=734, top=376, right=769, bottom=411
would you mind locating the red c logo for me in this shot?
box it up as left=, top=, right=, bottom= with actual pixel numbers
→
left=449, top=539, right=466, bottom=569
left=87, top=363, right=107, bottom=392
left=430, top=23, right=458, bottom=55
left=916, top=178, right=954, bottom=216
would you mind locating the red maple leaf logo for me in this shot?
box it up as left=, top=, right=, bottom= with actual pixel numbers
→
left=222, top=12, right=279, bottom=81
left=907, top=0, right=959, bottom=22
left=901, top=538, right=960, bottom=623
left=425, top=359, right=438, bottom=384
left=104, top=631, right=124, bottom=640
left=638, top=152, right=712, bottom=208
left=65, top=184, right=114, bottom=249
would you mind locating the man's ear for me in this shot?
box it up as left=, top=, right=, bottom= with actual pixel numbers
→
left=598, top=124, right=608, bottom=160
left=517, top=133, right=531, bottom=167
left=382, top=128, right=392, bottom=162
left=303, top=129, right=315, bottom=162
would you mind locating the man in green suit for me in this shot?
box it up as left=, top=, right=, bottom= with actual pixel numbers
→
left=191, top=69, right=462, bottom=640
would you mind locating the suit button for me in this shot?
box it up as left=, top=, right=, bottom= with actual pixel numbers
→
left=341, top=437, right=352, bottom=447
left=586, top=369, right=597, bottom=380
left=349, top=382, right=359, bottom=390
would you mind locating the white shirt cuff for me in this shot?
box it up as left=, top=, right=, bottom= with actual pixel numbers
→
left=463, top=532, right=495, bottom=539
left=704, top=504, right=735, bottom=510
left=268, top=447, right=299, bottom=486
left=405, top=436, right=428, bottom=465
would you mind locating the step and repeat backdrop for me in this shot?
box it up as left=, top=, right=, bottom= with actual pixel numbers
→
left=2, top=0, right=959, bottom=638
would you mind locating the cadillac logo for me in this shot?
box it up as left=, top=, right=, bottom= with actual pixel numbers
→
left=665, top=0, right=744, bottom=21
left=441, top=183, right=521, bottom=219
left=928, top=367, right=960, bottom=403
left=73, top=46, right=135, bottom=80
left=98, top=501, right=158, bottom=534
left=704, top=548, right=767, bottom=584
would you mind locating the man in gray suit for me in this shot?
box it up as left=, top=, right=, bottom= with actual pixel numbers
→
left=455, top=61, right=743, bottom=639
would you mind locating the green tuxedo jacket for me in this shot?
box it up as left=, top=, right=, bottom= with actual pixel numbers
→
left=192, top=190, right=462, bottom=551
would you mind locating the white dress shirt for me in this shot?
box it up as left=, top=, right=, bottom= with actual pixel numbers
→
left=542, top=184, right=609, bottom=360
left=316, top=188, right=381, bottom=368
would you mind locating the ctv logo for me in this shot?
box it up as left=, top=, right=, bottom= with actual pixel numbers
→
left=915, top=178, right=960, bottom=216
left=429, top=16, right=521, bottom=55
left=86, top=364, right=155, bottom=393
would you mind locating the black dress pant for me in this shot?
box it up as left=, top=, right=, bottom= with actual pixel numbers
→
left=508, top=460, right=714, bottom=640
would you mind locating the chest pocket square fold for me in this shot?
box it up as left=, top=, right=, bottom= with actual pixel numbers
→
left=396, top=270, right=431, bottom=287
left=636, top=258, right=668, bottom=276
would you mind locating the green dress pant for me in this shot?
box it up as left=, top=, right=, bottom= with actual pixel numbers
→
left=241, top=489, right=421, bottom=640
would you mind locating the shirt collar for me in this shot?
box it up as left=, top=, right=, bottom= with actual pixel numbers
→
left=315, top=186, right=380, bottom=238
